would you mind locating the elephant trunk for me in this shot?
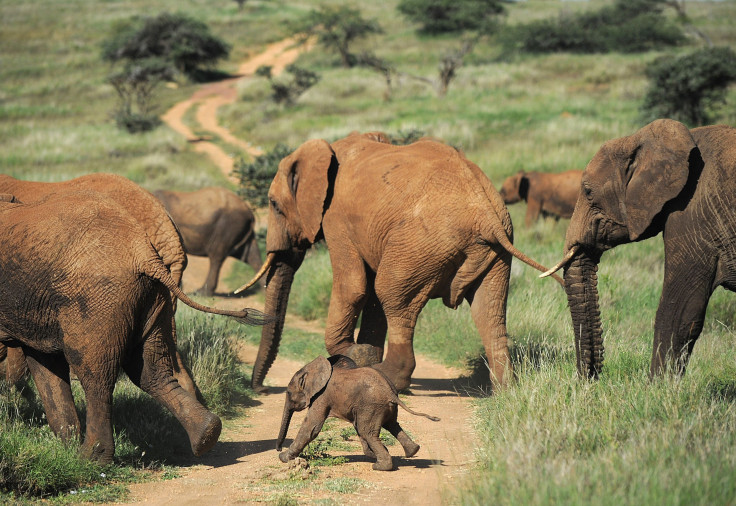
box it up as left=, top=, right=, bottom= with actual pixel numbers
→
left=564, top=251, right=605, bottom=378
left=276, top=397, right=294, bottom=451
left=251, top=250, right=305, bottom=393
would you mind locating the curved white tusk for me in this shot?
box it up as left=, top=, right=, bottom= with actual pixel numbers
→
left=539, top=245, right=580, bottom=278
left=234, top=252, right=276, bottom=294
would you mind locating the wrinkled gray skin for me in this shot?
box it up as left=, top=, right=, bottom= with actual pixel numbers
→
left=0, top=191, right=268, bottom=463
left=154, top=187, right=264, bottom=296
left=555, top=119, right=736, bottom=379
left=276, top=356, right=439, bottom=471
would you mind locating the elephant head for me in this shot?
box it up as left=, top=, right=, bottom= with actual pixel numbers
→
left=498, top=171, right=529, bottom=204
left=276, top=356, right=332, bottom=451
left=542, top=119, right=701, bottom=378
left=235, top=139, right=337, bottom=392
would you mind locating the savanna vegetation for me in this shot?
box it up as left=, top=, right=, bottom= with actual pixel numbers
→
left=2, top=0, right=736, bottom=503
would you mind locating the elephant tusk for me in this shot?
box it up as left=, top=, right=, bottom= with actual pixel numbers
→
left=539, top=245, right=579, bottom=278
left=234, top=252, right=276, bottom=294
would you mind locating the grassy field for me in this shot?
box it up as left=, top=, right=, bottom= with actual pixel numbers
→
left=2, top=0, right=736, bottom=503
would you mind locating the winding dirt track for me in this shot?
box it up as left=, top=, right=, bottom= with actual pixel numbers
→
left=123, top=40, right=481, bottom=504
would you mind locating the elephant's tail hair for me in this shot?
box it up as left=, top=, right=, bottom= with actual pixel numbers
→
left=138, top=245, right=276, bottom=326
left=397, top=398, right=440, bottom=422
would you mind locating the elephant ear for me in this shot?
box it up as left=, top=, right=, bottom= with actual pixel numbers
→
left=518, top=173, right=530, bottom=201
left=624, top=119, right=696, bottom=240
left=286, top=139, right=336, bottom=244
left=302, top=356, right=333, bottom=406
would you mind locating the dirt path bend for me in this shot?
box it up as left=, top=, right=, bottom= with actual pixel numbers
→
left=161, top=37, right=313, bottom=181
left=116, top=259, right=479, bottom=504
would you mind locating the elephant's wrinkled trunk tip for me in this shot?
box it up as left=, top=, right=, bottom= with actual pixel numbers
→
left=234, top=252, right=276, bottom=294
left=539, top=245, right=579, bottom=278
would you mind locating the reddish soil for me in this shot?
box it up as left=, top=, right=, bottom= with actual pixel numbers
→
left=122, top=39, right=482, bottom=504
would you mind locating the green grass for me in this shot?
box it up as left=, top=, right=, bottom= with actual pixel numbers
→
left=3, top=0, right=736, bottom=502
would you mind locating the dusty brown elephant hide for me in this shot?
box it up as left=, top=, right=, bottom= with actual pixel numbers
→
left=0, top=191, right=269, bottom=463
left=0, top=173, right=196, bottom=397
left=239, top=132, right=562, bottom=393
left=154, top=187, right=264, bottom=296
left=499, top=170, right=582, bottom=226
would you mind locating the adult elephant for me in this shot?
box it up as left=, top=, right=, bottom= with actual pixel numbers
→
left=0, top=191, right=268, bottom=463
left=0, top=173, right=195, bottom=395
left=499, top=170, right=582, bottom=226
left=542, top=119, right=736, bottom=379
left=153, top=187, right=264, bottom=296
left=238, top=132, right=562, bottom=392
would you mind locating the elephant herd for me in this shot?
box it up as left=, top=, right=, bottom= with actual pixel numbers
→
left=1, top=119, right=735, bottom=468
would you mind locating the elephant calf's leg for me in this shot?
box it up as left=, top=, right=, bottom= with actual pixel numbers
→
left=359, top=436, right=376, bottom=458
left=385, top=420, right=419, bottom=458
left=280, top=408, right=328, bottom=462
left=361, top=431, right=393, bottom=471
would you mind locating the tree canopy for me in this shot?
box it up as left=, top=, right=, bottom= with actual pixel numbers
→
left=397, top=0, right=506, bottom=35
left=101, top=12, right=230, bottom=79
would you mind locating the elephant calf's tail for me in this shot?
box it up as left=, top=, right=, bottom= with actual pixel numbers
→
left=397, top=399, right=440, bottom=422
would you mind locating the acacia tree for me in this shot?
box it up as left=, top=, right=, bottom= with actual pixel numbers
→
left=397, top=0, right=506, bottom=35
left=296, top=6, right=383, bottom=68
left=396, top=0, right=507, bottom=97
left=102, top=12, right=230, bottom=80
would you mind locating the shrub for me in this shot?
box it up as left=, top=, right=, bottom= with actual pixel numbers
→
left=397, top=0, right=506, bottom=35
left=233, top=143, right=293, bottom=208
left=256, top=64, right=320, bottom=106
left=507, top=0, right=685, bottom=54
left=641, top=46, right=736, bottom=126
left=101, top=12, right=230, bottom=80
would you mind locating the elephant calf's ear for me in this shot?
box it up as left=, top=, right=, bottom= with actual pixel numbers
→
left=304, top=356, right=333, bottom=405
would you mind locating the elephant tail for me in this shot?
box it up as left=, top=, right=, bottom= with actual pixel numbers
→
left=137, top=246, right=274, bottom=326
left=396, top=398, right=440, bottom=422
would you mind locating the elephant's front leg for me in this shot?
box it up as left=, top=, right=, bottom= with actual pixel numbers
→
left=280, top=404, right=330, bottom=462
left=468, top=253, right=512, bottom=391
left=324, top=252, right=368, bottom=357
left=651, top=257, right=714, bottom=376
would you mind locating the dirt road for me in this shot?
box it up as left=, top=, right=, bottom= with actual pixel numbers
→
left=129, top=39, right=482, bottom=504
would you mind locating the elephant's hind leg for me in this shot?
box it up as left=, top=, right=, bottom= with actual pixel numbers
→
left=124, top=293, right=221, bottom=456
left=23, top=348, right=80, bottom=441
left=468, top=252, right=512, bottom=392
left=385, top=420, right=420, bottom=458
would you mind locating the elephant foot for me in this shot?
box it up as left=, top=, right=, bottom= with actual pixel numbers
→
left=252, top=382, right=270, bottom=394
left=372, top=459, right=395, bottom=471
left=403, top=441, right=420, bottom=458
left=190, top=412, right=222, bottom=457
left=81, top=438, right=114, bottom=465
left=345, top=344, right=383, bottom=367
left=194, top=287, right=215, bottom=297
left=279, top=450, right=293, bottom=463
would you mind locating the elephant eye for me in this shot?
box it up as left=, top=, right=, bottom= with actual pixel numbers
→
left=270, top=198, right=283, bottom=216
left=582, top=182, right=593, bottom=200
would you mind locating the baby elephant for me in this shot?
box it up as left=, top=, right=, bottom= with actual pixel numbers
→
left=276, top=356, right=439, bottom=471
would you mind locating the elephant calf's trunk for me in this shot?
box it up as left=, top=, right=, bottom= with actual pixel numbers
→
left=276, top=401, right=294, bottom=451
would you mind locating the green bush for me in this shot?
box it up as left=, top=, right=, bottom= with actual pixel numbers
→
left=233, top=143, right=293, bottom=209
left=507, top=0, right=684, bottom=54
left=101, top=12, right=230, bottom=80
left=641, top=46, right=736, bottom=126
left=397, top=0, right=506, bottom=35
